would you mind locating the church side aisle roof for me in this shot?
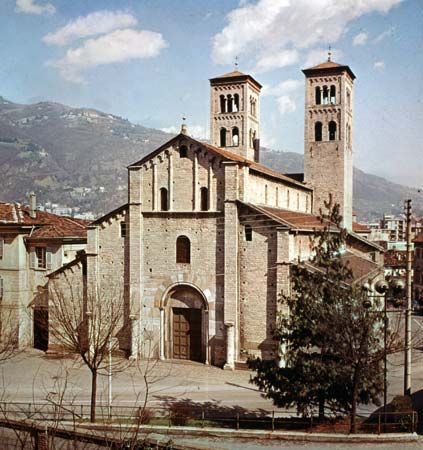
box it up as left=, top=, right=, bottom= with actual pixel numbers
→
left=129, top=134, right=311, bottom=191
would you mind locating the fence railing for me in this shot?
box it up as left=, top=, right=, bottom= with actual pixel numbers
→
left=0, top=402, right=418, bottom=434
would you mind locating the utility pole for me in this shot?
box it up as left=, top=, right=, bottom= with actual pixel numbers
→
left=404, top=199, right=412, bottom=396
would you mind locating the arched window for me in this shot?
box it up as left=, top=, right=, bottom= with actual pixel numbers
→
left=315, top=86, right=321, bottom=105
left=314, top=121, right=322, bottom=141
left=160, top=187, right=168, bottom=211
left=179, top=145, right=188, bottom=158
left=227, top=94, right=233, bottom=113
left=245, top=225, right=252, bottom=241
left=176, top=236, right=190, bottom=264
left=200, top=187, right=208, bottom=211
left=232, top=127, right=239, bottom=146
left=329, top=121, right=337, bottom=141
left=322, top=86, right=329, bottom=104
left=220, top=95, right=226, bottom=113
left=220, top=128, right=227, bottom=147
left=347, top=89, right=351, bottom=109
left=330, top=85, right=336, bottom=104
left=234, top=94, right=239, bottom=112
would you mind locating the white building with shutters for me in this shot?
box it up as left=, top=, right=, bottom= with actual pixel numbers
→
left=0, top=198, right=87, bottom=349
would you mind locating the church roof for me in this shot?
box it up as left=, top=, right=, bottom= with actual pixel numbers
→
left=209, top=70, right=262, bottom=89
left=302, top=59, right=356, bottom=80
left=129, top=134, right=311, bottom=191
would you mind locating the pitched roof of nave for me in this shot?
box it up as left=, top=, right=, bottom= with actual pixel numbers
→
left=129, top=134, right=311, bottom=191
left=302, top=59, right=356, bottom=80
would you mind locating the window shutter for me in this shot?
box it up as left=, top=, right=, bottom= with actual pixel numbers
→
left=30, top=249, right=36, bottom=269
left=0, top=238, right=3, bottom=259
left=46, top=248, right=53, bottom=270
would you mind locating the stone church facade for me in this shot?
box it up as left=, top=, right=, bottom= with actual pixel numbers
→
left=48, top=59, right=383, bottom=369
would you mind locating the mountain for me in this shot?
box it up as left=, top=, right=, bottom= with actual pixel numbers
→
left=0, top=97, right=421, bottom=221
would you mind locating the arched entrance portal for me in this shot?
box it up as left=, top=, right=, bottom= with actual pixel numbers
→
left=161, top=284, right=209, bottom=363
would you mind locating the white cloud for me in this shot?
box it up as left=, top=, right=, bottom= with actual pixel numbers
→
left=262, top=79, right=302, bottom=97
left=43, top=10, right=137, bottom=46
left=161, top=124, right=208, bottom=139
left=353, top=31, right=368, bottom=46
left=374, top=26, right=395, bottom=43
left=254, top=49, right=299, bottom=73
left=212, top=0, right=402, bottom=72
left=277, top=95, right=296, bottom=114
left=374, top=60, right=385, bottom=70
left=47, top=28, right=167, bottom=83
left=16, top=0, right=55, bottom=15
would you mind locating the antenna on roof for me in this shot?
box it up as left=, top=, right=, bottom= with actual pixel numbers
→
left=328, top=45, right=332, bottom=62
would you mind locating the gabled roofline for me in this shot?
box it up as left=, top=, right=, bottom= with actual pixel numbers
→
left=47, top=252, right=86, bottom=278
left=89, top=204, right=128, bottom=226
left=128, top=134, right=312, bottom=191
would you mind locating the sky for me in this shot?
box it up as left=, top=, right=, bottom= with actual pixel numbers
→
left=0, top=0, right=422, bottom=187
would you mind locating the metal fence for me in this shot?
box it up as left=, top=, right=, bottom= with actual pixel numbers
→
left=0, top=402, right=418, bottom=435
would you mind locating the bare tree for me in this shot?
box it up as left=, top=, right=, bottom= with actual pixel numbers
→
left=48, top=275, right=129, bottom=422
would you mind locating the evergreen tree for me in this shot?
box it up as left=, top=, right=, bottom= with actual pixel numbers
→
left=248, top=201, right=391, bottom=433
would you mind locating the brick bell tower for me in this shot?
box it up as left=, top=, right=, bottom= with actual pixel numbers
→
left=303, top=54, right=355, bottom=230
left=209, top=69, right=262, bottom=162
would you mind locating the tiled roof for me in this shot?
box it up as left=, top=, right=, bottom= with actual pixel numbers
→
left=244, top=203, right=329, bottom=231
left=305, top=251, right=381, bottom=284
left=302, top=59, right=356, bottom=80
left=129, top=134, right=311, bottom=191
left=384, top=250, right=409, bottom=267
left=0, top=202, right=88, bottom=240
left=353, top=221, right=371, bottom=233
left=414, top=233, right=423, bottom=243
left=209, top=70, right=262, bottom=89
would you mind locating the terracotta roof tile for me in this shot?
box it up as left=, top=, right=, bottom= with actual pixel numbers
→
left=245, top=203, right=328, bottom=231
left=302, top=59, right=356, bottom=80
left=353, top=221, right=371, bottom=233
left=0, top=202, right=88, bottom=240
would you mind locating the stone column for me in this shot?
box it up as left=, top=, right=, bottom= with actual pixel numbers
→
left=222, top=161, right=239, bottom=369
left=159, top=307, right=165, bottom=360
left=129, top=315, right=138, bottom=360
left=223, top=322, right=235, bottom=370
left=208, top=163, right=213, bottom=211
left=151, top=161, right=157, bottom=211
left=167, top=151, right=173, bottom=211
left=193, top=151, right=199, bottom=211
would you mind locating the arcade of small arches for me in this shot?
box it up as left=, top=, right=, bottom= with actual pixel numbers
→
left=314, top=120, right=338, bottom=141
left=219, top=93, right=240, bottom=113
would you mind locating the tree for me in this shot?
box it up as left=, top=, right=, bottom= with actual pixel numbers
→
left=48, top=274, right=128, bottom=422
left=248, top=201, right=401, bottom=433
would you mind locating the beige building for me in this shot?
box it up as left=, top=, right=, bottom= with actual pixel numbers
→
left=0, top=195, right=87, bottom=350
left=47, top=59, right=383, bottom=368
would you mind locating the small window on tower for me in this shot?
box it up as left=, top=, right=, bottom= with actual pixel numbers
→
left=220, top=95, right=226, bottom=113
left=232, top=127, right=239, bottom=146
left=234, top=94, right=239, bottom=112
left=315, top=86, right=321, bottom=105
left=179, top=145, right=188, bottom=158
left=329, top=121, right=337, bottom=141
left=315, top=122, right=323, bottom=141
left=322, top=86, right=329, bottom=104
left=220, top=128, right=227, bottom=147
left=227, top=94, right=233, bottom=113
left=200, top=187, right=208, bottom=211
left=245, top=225, right=252, bottom=241
left=330, top=85, right=336, bottom=104
left=176, top=236, right=190, bottom=264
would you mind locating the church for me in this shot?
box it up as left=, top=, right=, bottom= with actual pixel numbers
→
left=47, top=57, right=383, bottom=369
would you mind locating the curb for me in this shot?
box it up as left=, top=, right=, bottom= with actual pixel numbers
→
left=77, top=423, right=420, bottom=443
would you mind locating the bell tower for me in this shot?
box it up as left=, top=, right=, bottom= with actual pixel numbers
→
left=303, top=56, right=355, bottom=230
left=209, top=70, right=261, bottom=161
